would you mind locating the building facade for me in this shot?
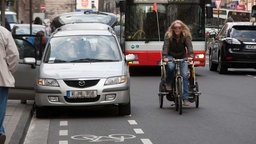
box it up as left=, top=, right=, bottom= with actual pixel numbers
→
left=3, top=0, right=110, bottom=23
left=3, top=0, right=256, bottom=24
left=213, top=0, right=255, bottom=11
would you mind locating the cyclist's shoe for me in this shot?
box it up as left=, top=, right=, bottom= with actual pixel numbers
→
left=183, top=100, right=190, bottom=106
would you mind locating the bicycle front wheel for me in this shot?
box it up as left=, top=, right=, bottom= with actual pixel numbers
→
left=177, top=77, right=183, bottom=115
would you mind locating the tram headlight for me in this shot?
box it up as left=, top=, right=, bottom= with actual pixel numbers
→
left=195, top=54, right=205, bottom=59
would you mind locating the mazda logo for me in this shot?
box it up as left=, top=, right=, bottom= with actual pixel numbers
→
left=78, top=80, right=85, bottom=87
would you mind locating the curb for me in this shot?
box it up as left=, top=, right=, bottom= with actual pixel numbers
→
left=8, top=102, right=34, bottom=144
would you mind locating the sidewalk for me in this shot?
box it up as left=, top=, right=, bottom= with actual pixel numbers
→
left=3, top=100, right=34, bottom=144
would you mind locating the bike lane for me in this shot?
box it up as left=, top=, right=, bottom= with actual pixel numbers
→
left=46, top=107, right=153, bottom=144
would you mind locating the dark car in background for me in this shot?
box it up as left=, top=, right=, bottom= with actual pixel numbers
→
left=209, top=22, right=256, bottom=74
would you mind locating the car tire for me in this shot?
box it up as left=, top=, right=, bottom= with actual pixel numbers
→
left=118, top=102, right=131, bottom=116
left=209, top=52, right=217, bottom=71
left=217, top=55, right=228, bottom=74
left=36, top=107, right=47, bottom=118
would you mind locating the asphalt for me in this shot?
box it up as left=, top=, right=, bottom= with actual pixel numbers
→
left=3, top=100, right=34, bottom=144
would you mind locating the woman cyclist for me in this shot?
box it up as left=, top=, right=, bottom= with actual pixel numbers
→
left=162, top=20, right=194, bottom=106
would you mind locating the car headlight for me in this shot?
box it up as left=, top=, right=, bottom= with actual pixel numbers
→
left=38, top=78, right=59, bottom=87
left=226, top=38, right=241, bottom=45
left=105, top=76, right=126, bottom=85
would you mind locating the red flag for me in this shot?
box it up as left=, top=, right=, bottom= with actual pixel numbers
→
left=152, top=2, right=157, bottom=12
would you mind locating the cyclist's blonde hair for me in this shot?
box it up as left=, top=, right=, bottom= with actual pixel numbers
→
left=165, top=20, right=192, bottom=40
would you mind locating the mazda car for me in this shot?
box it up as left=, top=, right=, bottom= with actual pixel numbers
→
left=24, top=23, right=135, bottom=117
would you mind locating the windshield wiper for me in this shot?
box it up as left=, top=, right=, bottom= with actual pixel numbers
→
left=48, top=59, right=68, bottom=63
left=70, top=58, right=104, bottom=62
left=70, top=58, right=118, bottom=62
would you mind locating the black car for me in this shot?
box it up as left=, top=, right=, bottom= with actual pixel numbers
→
left=209, top=22, right=256, bottom=74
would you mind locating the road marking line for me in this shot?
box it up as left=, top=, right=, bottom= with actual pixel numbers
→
left=141, top=139, right=153, bottom=144
left=59, top=140, right=68, bottom=144
left=134, top=128, right=144, bottom=134
left=128, top=120, right=138, bottom=125
left=60, top=121, right=68, bottom=126
left=59, top=130, right=68, bottom=136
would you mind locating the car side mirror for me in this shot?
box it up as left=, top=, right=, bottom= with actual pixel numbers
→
left=24, top=57, right=37, bottom=69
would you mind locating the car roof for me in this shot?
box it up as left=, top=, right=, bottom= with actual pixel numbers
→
left=52, top=23, right=115, bottom=37
left=226, top=22, right=256, bottom=27
left=12, top=24, right=47, bottom=36
left=51, top=11, right=117, bottom=29
left=13, top=24, right=46, bottom=28
left=0, top=11, right=16, bottom=14
left=58, top=23, right=112, bottom=31
left=52, top=29, right=113, bottom=37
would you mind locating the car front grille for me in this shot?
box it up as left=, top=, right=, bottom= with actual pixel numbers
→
left=64, top=79, right=100, bottom=88
left=64, top=95, right=100, bottom=103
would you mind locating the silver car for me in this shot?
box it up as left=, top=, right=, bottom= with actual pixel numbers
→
left=25, top=23, right=135, bottom=117
left=11, top=24, right=48, bottom=35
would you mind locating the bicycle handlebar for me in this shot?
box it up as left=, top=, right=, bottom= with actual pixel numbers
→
left=165, top=57, right=193, bottom=62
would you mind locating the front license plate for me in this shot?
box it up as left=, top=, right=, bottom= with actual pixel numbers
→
left=246, top=45, right=256, bottom=49
left=67, top=90, right=97, bottom=98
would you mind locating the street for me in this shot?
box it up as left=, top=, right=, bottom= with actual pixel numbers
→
left=23, top=66, right=256, bottom=144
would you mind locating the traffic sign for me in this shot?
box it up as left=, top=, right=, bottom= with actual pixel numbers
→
left=41, top=5, right=45, bottom=11
left=215, top=0, right=222, bottom=9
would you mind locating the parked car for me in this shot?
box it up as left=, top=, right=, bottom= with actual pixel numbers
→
left=0, top=11, right=18, bottom=29
left=24, top=23, right=135, bottom=117
left=208, top=22, right=256, bottom=74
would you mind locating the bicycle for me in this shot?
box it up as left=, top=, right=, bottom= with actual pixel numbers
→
left=158, top=58, right=201, bottom=115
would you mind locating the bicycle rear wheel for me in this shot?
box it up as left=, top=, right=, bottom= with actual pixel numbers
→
left=159, top=82, right=164, bottom=108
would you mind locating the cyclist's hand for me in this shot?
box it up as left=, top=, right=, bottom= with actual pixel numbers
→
left=163, top=58, right=169, bottom=62
left=188, top=57, right=193, bottom=63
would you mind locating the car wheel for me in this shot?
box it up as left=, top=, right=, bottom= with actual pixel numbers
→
left=36, top=106, right=47, bottom=118
left=217, top=55, right=228, bottom=74
left=209, top=51, right=217, bottom=71
left=118, top=102, right=131, bottom=116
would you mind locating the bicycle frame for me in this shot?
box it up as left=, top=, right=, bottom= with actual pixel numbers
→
left=172, top=59, right=187, bottom=98
left=158, top=58, right=200, bottom=113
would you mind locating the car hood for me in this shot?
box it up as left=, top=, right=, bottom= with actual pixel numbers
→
left=40, top=62, right=125, bottom=79
left=238, top=38, right=256, bottom=43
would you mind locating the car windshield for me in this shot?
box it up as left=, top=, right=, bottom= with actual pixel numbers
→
left=231, top=26, right=256, bottom=41
left=43, top=35, right=121, bottom=63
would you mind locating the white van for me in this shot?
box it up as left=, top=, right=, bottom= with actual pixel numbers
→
left=0, top=11, right=18, bottom=29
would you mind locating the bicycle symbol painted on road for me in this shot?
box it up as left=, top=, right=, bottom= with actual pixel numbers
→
left=71, top=134, right=136, bottom=142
